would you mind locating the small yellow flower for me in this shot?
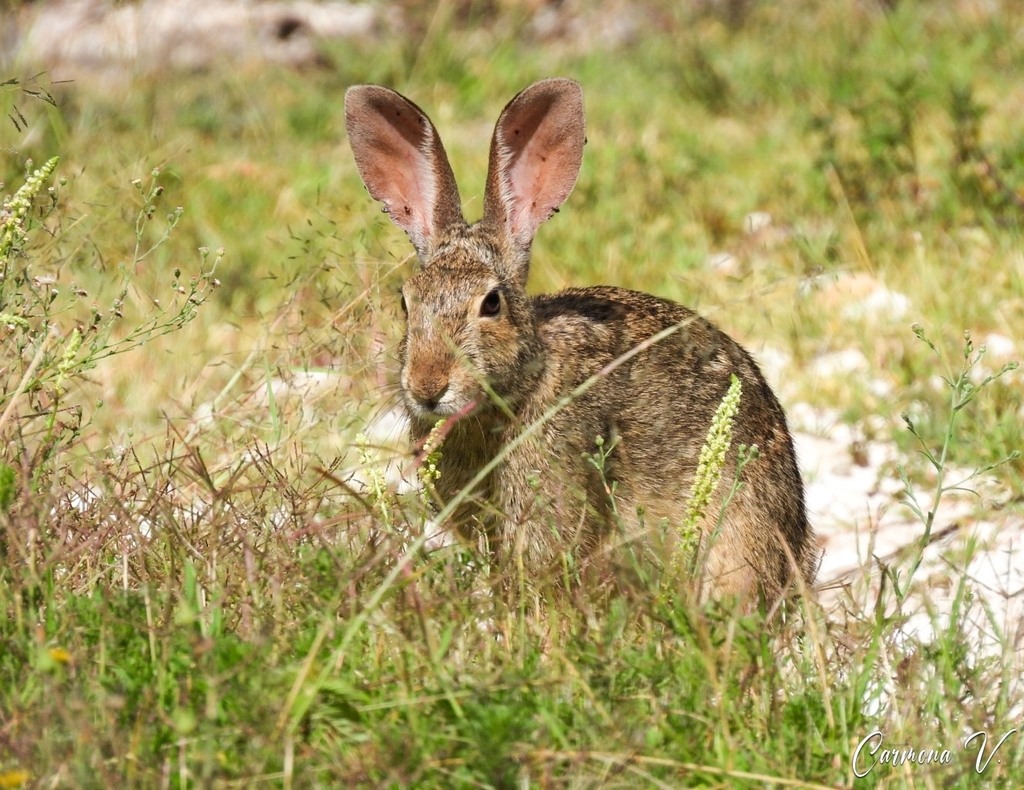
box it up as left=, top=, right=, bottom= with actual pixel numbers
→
left=0, top=769, right=30, bottom=788
left=418, top=418, right=446, bottom=497
left=356, top=432, right=391, bottom=526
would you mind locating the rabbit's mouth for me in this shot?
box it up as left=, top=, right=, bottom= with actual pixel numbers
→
left=404, top=383, right=480, bottom=420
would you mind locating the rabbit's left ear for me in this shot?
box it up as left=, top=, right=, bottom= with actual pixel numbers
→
left=483, top=79, right=585, bottom=278
left=345, top=85, right=465, bottom=260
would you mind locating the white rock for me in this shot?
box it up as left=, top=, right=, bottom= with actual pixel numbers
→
left=706, top=251, right=739, bottom=275
left=809, top=348, right=870, bottom=378
left=743, top=211, right=773, bottom=235
left=840, top=285, right=911, bottom=321
left=981, top=332, right=1016, bottom=360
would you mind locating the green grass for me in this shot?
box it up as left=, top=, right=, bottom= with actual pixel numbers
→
left=2, top=1, right=1024, bottom=787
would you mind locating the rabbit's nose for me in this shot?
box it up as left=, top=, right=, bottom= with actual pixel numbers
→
left=408, top=374, right=449, bottom=411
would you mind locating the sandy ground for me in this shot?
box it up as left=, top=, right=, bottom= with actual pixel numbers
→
left=796, top=418, right=1023, bottom=658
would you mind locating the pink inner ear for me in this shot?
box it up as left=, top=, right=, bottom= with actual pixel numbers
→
left=507, top=148, right=542, bottom=235
left=351, top=120, right=438, bottom=251
left=364, top=154, right=435, bottom=243
left=507, top=137, right=578, bottom=241
left=505, top=147, right=548, bottom=234
left=488, top=81, right=585, bottom=247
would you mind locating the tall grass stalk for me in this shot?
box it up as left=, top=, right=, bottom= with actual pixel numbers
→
left=893, top=325, right=1020, bottom=603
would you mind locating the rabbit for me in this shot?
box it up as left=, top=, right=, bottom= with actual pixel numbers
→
left=344, top=78, right=818, bottom=601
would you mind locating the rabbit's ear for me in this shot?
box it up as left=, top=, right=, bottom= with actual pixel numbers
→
left=483, top=79, right=585, bottom=276
left=345, top=85, right=464, bottom=260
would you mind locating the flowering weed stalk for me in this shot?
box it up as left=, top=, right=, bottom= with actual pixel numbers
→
left=356, top=432, right=393, bottom=528
left=417, top=418, right=445, bottom=509
left=674, top=374, right=743, bottom=581
left=0, top=156, right=60, bottom=267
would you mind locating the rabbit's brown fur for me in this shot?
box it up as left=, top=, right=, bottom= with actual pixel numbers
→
left=345, top=78, right=818, bottom=600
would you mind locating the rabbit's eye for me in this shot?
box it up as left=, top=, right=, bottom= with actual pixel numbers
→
left=400, top=294, right=408, bottom=315
left=479, top=288, right=501, bottom=318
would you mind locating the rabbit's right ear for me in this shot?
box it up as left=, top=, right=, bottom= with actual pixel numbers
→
left=345, top=85, right=464, bottom=260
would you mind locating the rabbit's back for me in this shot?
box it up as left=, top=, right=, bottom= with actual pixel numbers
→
left=529, top=286, right=814, bottom=597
